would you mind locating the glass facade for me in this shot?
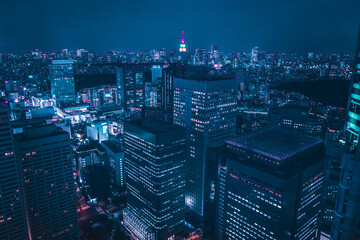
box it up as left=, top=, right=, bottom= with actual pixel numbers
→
left=173, top=76, right=237, bottom=218
left=330, top=27, right=360, bottom=240
left=345, top=28, right=360, bottom=145
left=215, top=128, right=324, bottom=240
left=116, top=66, right=145, bottom=111
left=0, top=101, right=28, bottom=240
left=14, top=125, right=79, bottom=239
left=49, top=60, right=76, bottom=107
left=101, top=140, right=125, bottom=188
left=124, top=120, right=186, bottom=239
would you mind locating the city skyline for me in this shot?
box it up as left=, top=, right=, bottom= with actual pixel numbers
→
left=1, top=2, right=360, bottom=239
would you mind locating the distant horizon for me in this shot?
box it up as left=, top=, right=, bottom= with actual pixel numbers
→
left=0, top=46, right=357, bottom=56
left=1, top=0, right=359, bottom=53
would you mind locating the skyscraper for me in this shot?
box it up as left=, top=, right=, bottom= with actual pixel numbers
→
left=344, top=27, right=360, bottom=145
left=151, top=65, right=162, bottom=83
left=123, top=120, right=186, bottom=240
left=14, top=124, right=79, bottom=239
left=215, top=127, right=324, bottom=240
left=0, top=100, right=28, bottom=240
left=49, top=60, right=76, bottom=107
left=160, top=64, right=180, bottom=123
left=116, top=65, right=145, bottom=112
left=173, top=69, right=238, bottom=223
left=331, top=26, right=360, bottom=240
left=179, top=31, right=187, bottom=53
left=101, top=140, right=126, bottom=189
left=320, top=128, right=344, bottom=238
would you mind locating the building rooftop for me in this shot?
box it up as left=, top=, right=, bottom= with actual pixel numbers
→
left=174, top=65, right=234, bottom=81
left=15, top=124, right=67, bottom=141
left=101, top=140, right=123, bottom=153
left=126, top=119, right=181, bottom=136
left=124, top=119, right=185, bottom=145
left=226, top=127, right=323, bottom=165
left=51, top=59, right=74, bottom=65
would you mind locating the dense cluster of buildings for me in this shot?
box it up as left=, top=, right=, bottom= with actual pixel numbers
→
left=0, top=29, right=359, bottom=240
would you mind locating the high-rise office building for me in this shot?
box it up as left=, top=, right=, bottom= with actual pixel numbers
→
left=0, top=100, right=28, bottom=240
left=344, top=27, right=360, bottom=145
left=116, top=65, right=145, bottom=111
left=194, top=48, right=207, bottom=65
left=123, top=120, right=186, bottom=240
left=173, top=70, right=238, bottom=222
left=101, top=140, right=126, bottom=189
left=49, top=60, right=76, bottom=107
left=160, top=65, right=179, bottom=123
left=320, top=127, right=344, bottom=239
left=151, top=65, right=162, bottom=83
left=14, top=124, right=79, bottom=239
left=331, top=27, right=360, bottom=240
left=319, top=108, right=344, bottom=238
left=215, top=127, right=324, bottom=240
left=145, top=82, right=160, bottom=108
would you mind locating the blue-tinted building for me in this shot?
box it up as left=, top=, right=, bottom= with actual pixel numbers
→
left=123, top=120, right=186, bottom=239
left=86, top=120, right=109, bottom=143
left=151, top=65, right=162, bottom=83
left=269, top=104, right=323, bottom=135
left=116, top=66, right=145, bottom=112
left=215, top=127, right=324, bottom=240
left=331, top=27, right=360, bottom=240
left=14, top=124, right=79, bottom=239
left=173, top=71, right=238, bottom=223
left=0, top=100, right=28, bottom=240
left=101, top=140, right=125, bottom=189
left=345, top=27, right=360, bottom=145
left=49, top=60, right=76, bottom=107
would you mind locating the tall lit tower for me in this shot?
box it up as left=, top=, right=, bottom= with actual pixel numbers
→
left=330, top=26, right=360, bottom=240
left=344, top=27, right=360, bottom=145
left=179, top=31, right=187, bottom=52
left=123, top=120, right=186, bottom=239
left=173, top=68, right=238, bottom=225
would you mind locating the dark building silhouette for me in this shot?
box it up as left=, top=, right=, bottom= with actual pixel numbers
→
left=344, top=27, right=360, bottom=144
left=215, top=127, right=324, bottom=240
left=0, top=100, right=28, bottom=240
left=123, top=120, right=186, bottom=240
left=331, top=26, right=360, bottom=240
left=320, top=127, right=344, bottom=238
left=116, top=65, right=145, bottom=112
left=101, top=140, right=125, bottom=189
left=269, top=104, right=323, bottom=135
left=160, top=65, right=178, bottom=123
left=173, top=69, right=238, bottom=225
left=14, top=124, right=79, bottom=239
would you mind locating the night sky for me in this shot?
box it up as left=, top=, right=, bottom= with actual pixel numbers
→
left=1, top=0, right=359, bottom=53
